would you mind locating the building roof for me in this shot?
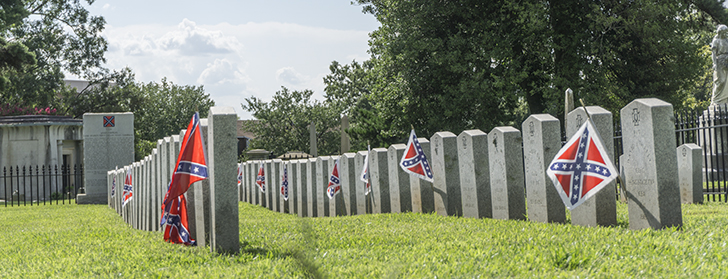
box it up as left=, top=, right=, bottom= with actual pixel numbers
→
left=0, top=115, right=83, bottom=127
left=237, top=120, right=257, bottom=139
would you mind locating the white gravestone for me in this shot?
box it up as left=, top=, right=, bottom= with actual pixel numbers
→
left=80, top=112, right=134, bottom=204
left=307, top=158, right=317, bottom=216
left=457, top=129, right=491, bottom=219
left=208, top=106, right=240, bottom=253
left=369, top=148, right=389, bottom=213
left=410, top=138, right=435, bottom=213
left=621, top=98, right=683, bottom=230
left=340, top=153, right=357, bottom=215
left=316, top=157, right=329, bottom=216
left=488, top=127, right=526, bottom=220
left=677, top=144, right=703, bottom=204
left=354, top=151, right=368, bottom=215
left=431, top=132, right=461, bottom=217
left=523, top=114, right=566, bottom=223
left=388, top=144, right=411, bottom=213
left=567, top=106, right=617, bottom=227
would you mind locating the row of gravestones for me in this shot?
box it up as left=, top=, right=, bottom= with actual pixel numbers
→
left=106, top=107, right=241, bottom=253
left=240, top=99, right=704, bottom=230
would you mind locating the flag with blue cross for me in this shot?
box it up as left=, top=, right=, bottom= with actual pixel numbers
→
left=546, top=119, right=617, bottom=210
left=399, top=129, right=434, bottom=183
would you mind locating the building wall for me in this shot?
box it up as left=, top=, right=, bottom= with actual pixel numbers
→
left=0, top=122, right=83, bottom=200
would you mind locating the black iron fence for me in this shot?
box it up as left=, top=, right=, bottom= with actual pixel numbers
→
left=613, top=104, right=728, bottom=202
left=1, top=164, right=83, bottom=206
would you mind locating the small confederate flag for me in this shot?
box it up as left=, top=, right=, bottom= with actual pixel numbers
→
left=122, top=167, right=133, bottom=208
left=161, top=112, right=207, bottom=246
left=237, top=163, right=243, bottom=187
left=546, top=119, right=618, bottom=210
left=359, top=145, right=371, bottom=195
left=281, top=164, right=289, bottom=201
left=256, top=163, right=266, bottom=192
left=111, top=167, right=117, bottom=197
left=327, top=158, right=341, bottom=199
left=400, top=129, right=433, bottom=182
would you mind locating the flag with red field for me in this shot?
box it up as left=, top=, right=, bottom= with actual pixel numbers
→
left=399, top=129, right=433, bottom=182
left=161, top=112, right=207, bottom=246
left=327, top=158, right=341, bottom=199
left=256, top=163, right=266, bottom=192
left=546, top=119, right=617, bottom=210
left=122, top=166, right=133, bottom=208
left=237, top=163, right=243, bottom=187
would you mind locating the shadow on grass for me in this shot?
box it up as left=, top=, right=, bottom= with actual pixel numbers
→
left=235, top=218, right=325, bottom=279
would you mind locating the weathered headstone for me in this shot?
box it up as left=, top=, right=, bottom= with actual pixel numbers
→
left=328, top=156, right=347, bottom=216
left=369, top=148, right=390, bottom=213
left=341, top=115, right=350, bottom=154
left=410, top=138, right=435, bottom=213
left=457, top=129, right=491, bottom=219
left=152, top=148, right=160, bottom=231
left=80, top=112, right=134, bottom=204
left=567, top=106, right=617, bottom=227
left=310, top=121, right=317, bottom=157
left=621, top=98, right=683, bottom=230
left=297, top=159, right=308, bottom=217
left=354, top=151, right=368, bottom=215
left=307, top=158, right=317, bottom=216
left=488, top=126, right=526, bottom=220
left=266, top=159, right=281, bottom=211
left=288, top=160, right=300, bottom=214
left=316, top=157, right=328, bottom=216
left=207, top=106, right=239, bottom=253
left=431, top=132, right=461, bottom=216
left=522, top=114, right=566, bottom=223
left=677, top=144, right=703, bottom=204
left=340, top=153, right=357, bottom=215
left=388, top=144, right=411, bottom=213
left=317, top=156, right=330, bottom=216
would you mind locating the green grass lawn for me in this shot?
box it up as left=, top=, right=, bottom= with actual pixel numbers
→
left=2, top=201, right=728, bottom=278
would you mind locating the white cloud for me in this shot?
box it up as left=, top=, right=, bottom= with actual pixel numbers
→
left=198, top=58, right=249, bottom=86
left=99, top=20, right=372, bottom=119
left=102, top=3, right=111, bottom=10
left=159, top=19, right=243, bottom=56
left=275, top=67, right=308, bottom=85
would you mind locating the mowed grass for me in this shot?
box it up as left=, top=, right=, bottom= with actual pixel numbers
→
left=1, top=201, right=728, bottom=278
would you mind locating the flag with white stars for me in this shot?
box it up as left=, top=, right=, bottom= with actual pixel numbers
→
left=256, top=163, right=266, bottom=193
left=399, top=129, right=434, bottom=183
left=327, top=158, right=341, bottom=199
left=359, top=145, right=371, bottom=195
left=281, top=163, right=289, bottom=201
left=122, top=166, right=133, bottom=208
left=546, top=119, right=617, bottom=210
left=161, top=112, right=207, bottom=246
left=111, top=167, right=117, bottom=198
left=163, top=194, right=195, bottom=246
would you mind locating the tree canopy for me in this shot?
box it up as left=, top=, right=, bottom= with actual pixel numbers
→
left=318, top=0, right=728, bottom=147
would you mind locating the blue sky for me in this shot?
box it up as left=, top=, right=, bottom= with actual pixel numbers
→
left=82, top=0, right=380, bottom=119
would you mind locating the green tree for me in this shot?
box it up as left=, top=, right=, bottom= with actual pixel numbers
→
left=242, top=87, right=341, bottom=157
left=0, top=0, right=107, bottom=109
left=333, top=0, right=727, bottom=145
left=64, top=68, right=215, bottom=160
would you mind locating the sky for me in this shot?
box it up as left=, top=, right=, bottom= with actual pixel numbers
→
left=79, top=0, right=380, bottom=119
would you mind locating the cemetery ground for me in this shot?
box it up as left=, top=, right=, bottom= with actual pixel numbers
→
left=1, top=201, right=727, bottom=278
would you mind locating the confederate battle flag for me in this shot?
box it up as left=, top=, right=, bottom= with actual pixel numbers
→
left=327, top=158, right=341, bottom=199
left=546, top=119, right=617, bottom=210
left=399, top=129, right=434, bottom=182
left=161, top=112, right=208, bottom=245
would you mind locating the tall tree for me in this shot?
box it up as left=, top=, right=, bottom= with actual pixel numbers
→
left=242, top=87, right=341, bottom=157
left=337, top=0, right=727, bottom=144
left=0, top=0, right=107, bottom=108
